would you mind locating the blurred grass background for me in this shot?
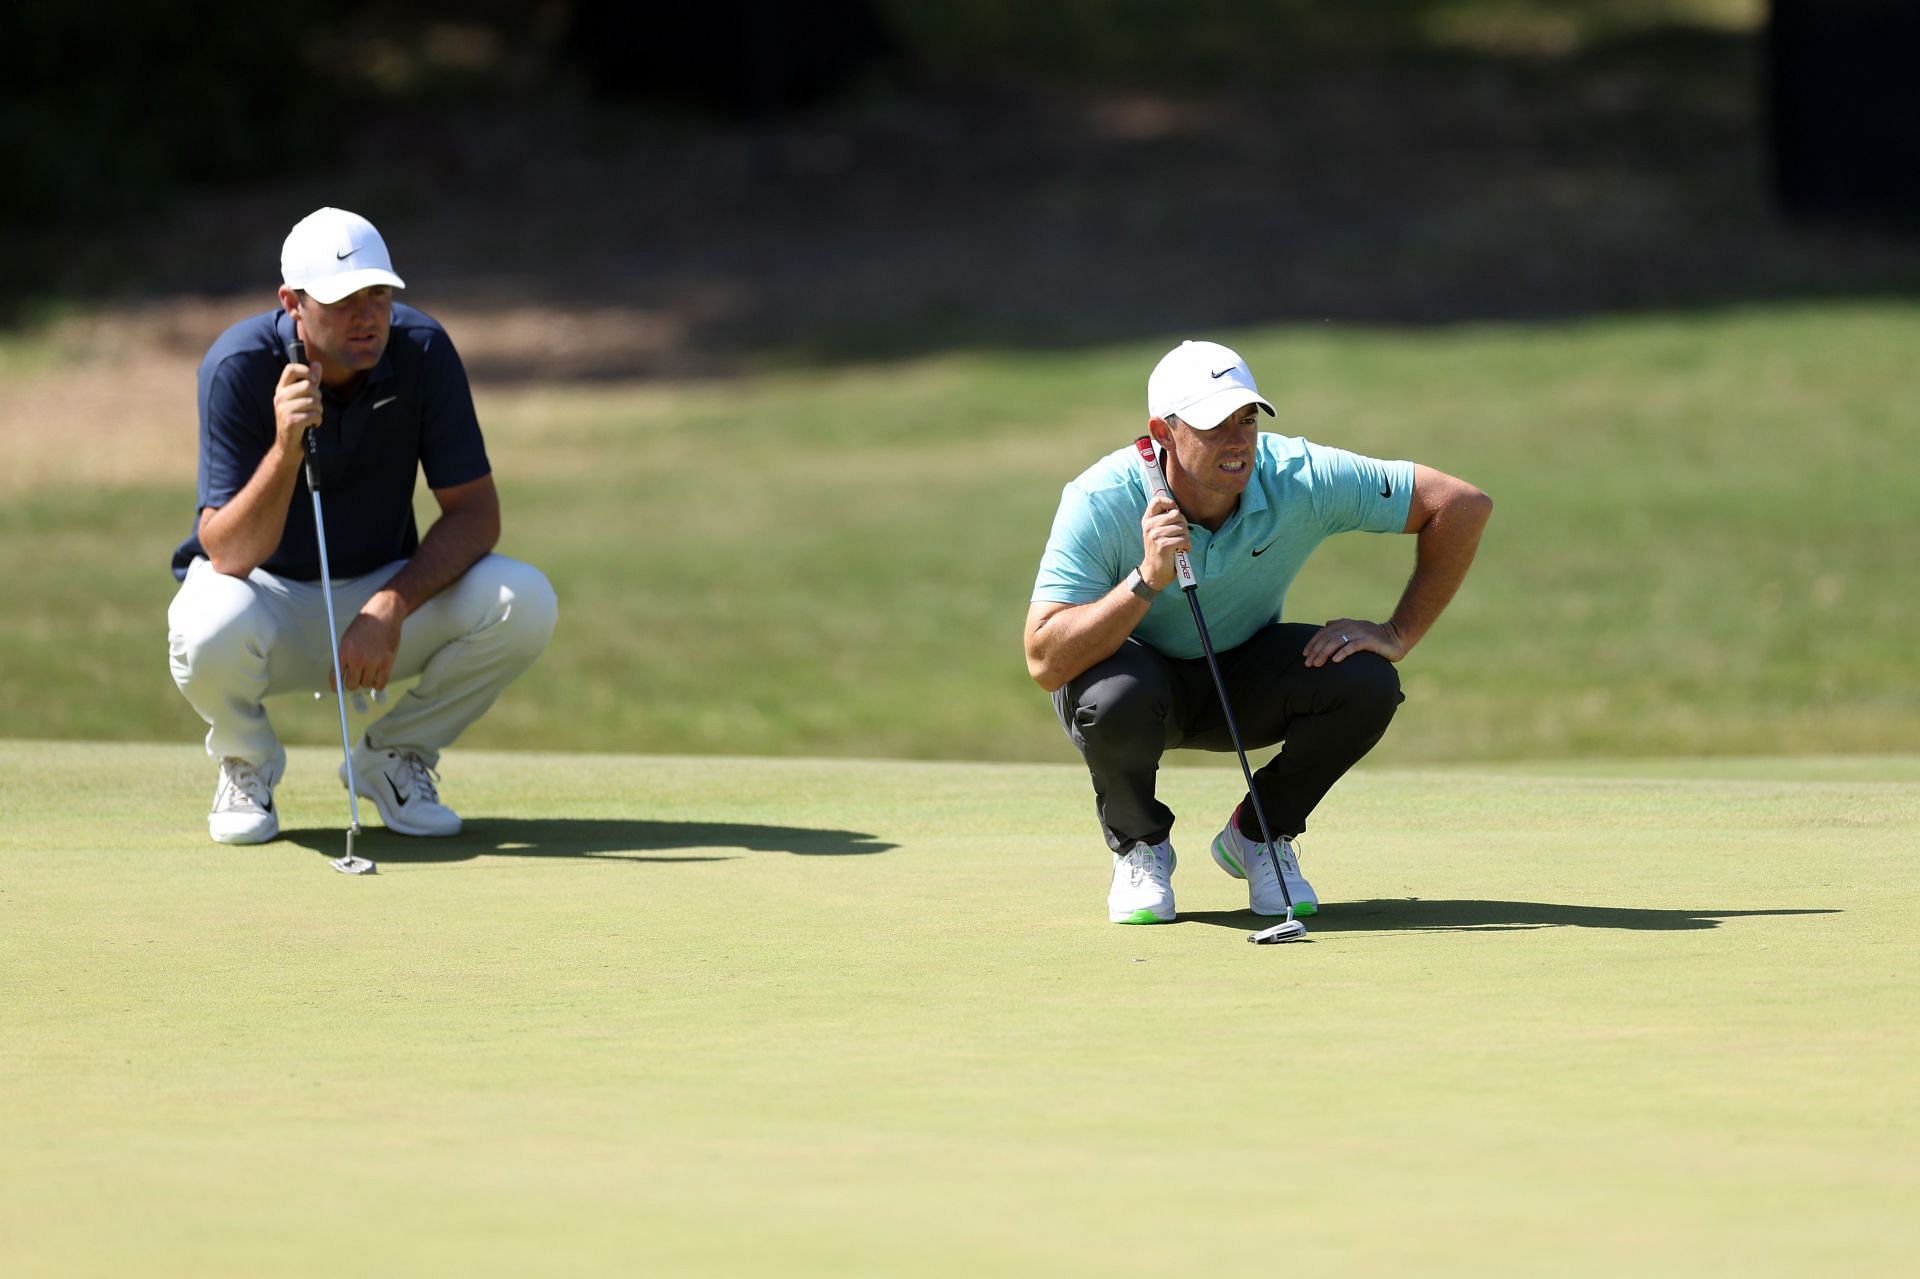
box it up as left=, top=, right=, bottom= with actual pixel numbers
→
left=3, top=301, right=1913, bottom=763
left=4, top=0, right=1916, bottom=766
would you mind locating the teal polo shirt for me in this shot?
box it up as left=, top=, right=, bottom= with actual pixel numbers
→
left=1032, top=434, right=1415, bottom=659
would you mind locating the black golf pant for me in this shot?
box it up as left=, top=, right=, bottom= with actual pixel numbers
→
left=1052, top=623, right=1404, bottom=854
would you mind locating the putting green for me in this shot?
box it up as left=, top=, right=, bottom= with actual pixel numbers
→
left=3, top=741, right=1915, bottom=1275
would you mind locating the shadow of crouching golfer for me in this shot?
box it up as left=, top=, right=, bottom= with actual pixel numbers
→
left=281, top=817, right=897, bottom=866
left=1179, top=899, right=1840, bottom=934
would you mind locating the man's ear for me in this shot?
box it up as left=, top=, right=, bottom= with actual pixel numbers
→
left=277, top=286, right=302, bottom=318
left=1147, top=415, right=1173, bottom=446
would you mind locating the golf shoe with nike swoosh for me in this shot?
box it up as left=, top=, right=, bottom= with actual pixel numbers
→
left=1108, top=840, right=1177, bottom=924
left=1211, top=816, right=1317, bottom=916
left=209, top=755, right=281, bottom=844
left=343, top=739, right=462, bottom=837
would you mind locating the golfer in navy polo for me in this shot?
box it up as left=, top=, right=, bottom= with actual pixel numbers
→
left=1025, top=340, right=1492, bottom=925
left=167, top=207, right=557, bottom=845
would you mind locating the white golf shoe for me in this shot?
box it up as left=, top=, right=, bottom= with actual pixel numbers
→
left=1108, top=840, right=1177, bottom=924
left=343, top=740, right=462, bottom=837
left=1211, top=817, right=1318, bottom=917
left=209, top=756, right=280, bottom=845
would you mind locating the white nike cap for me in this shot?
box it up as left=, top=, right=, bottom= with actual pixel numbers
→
left=280, top=207, right=407, bottom=305
left=1147, top=339, right=1274, bottom=430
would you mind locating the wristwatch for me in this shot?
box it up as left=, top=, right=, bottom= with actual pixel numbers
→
left=1124, top=568, right=1161, bottom=601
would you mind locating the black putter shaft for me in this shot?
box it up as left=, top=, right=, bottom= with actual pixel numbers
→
left=1132, top=436, right=1299, bottom=927
left=289, top=338, right=374, bottom=875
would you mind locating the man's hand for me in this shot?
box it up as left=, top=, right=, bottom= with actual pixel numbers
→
left=200, top=355, right=325, bottom=578
left=334, top=590, right=405, bottom=692
left=1139, top=494, right=1191, bottom=590
left=273, top=355, right=324, bottom=455
left=1304, top=618, right=1407, bottom=668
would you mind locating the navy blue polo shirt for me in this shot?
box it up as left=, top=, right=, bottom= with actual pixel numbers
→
left=171, top=304, right=491, bottom=582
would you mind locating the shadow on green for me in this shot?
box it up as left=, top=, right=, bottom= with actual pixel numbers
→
left=278, top=817, right=897, bottom=866
left=1181, top=899, right=1840, bottom=933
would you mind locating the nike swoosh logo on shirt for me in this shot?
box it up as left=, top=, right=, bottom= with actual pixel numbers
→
left=372, top=396, right=397, bottom=410
left=1380, top=479, right=1392, bottom=498
left=1251, top=539, right=1279, bottom=557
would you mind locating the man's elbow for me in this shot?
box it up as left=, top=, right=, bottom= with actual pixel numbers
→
left=1461, top=486, right=1493, bottom=529
left=1024, top=636, right=1067, bottom=693
left=465, top=501, right=502, bottom=552
left=199, top=529, right=257, bottom=579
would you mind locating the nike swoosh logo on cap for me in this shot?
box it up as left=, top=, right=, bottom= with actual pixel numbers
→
left=1210, top=367, right=1234, bottom=378
left=336, top=248, right=358, bottom=260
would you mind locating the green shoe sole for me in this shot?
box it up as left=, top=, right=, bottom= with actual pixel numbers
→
left=1256, top=902, right=1317, bottom=918
left=1114, top=909, right=1174, bottom=924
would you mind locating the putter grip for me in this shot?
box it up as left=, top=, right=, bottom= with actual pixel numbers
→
left=1131, top=436, right=1198, bottom=590
left=288, top=340, right=323, bottom=492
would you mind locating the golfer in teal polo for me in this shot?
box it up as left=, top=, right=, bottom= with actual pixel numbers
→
left=1024, top=339, right=1493, bottom=924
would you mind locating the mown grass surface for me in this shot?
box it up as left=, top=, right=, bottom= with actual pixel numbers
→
left=3, top=741, right=1915, bottom=1275
left=3, top=303, right=1915, bottom=762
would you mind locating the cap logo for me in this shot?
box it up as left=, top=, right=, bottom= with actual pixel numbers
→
left=280, top=208, right=407, bottom=303
left=1147, top=340, right=1271, bottom=427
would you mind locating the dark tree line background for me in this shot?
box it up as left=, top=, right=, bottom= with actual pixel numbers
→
left=3, top=0, right=1916, bottom=320
left=1768, top=0, right=1920, bottom=220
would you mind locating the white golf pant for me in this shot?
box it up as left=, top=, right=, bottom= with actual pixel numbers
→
left=167, top=553, right=557, bottom=772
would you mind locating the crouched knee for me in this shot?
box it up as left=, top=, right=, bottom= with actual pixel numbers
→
left=1069, top=670, right=1169, bottom=755
left=166, top=569, right=275, bottom=681
left=1335, top=652, right=1405, bottom=725
left=483, top=557, right=558, bottom=656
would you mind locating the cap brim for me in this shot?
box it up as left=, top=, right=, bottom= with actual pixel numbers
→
left=1175, top=389, right=1275, bottom=430
left=300, top=268, right=406, bottom=305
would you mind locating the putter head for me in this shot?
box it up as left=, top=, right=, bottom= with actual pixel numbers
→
left=329, top=827, right=376, bottom=875
left=1248, top=917, right=1307, bottom=944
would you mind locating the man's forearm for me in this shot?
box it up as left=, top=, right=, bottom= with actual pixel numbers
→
left=371, top=504, right=499, bottom=619
left=198, top=444, right=304, bottom=577
left=1025, top=586, right=1154, bottom=692
left=1387, top=491, right=1492, bottom=651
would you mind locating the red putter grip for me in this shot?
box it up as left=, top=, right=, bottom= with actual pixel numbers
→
left=1131, top=435, right=1198, bottom=590
left=1132, top=436, right=1166, bottom=495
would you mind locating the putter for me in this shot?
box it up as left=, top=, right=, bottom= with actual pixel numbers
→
left=1133, top=436, right=1303, bottom=944
left=290, top=338, right=376, bottom=876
